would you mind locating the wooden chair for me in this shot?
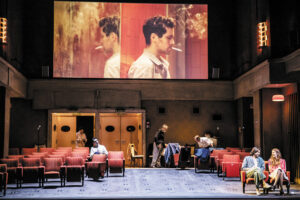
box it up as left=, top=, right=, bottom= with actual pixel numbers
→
left=128, top=144, right=144, bottom=167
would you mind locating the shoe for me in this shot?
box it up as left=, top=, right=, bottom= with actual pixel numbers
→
left=256, top=188, right=261, bottom=195
left=263, top=181, right=272, bottom=189
left=280, top=189, right=284, bottom=195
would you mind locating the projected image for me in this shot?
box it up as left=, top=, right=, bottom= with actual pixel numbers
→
left=54, top=2, right=208, bottom=79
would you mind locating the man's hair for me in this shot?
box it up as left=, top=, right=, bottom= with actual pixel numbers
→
left=143, top=16, right=175, bottom=45
left=99, top=16, right=120, bottom=38
left=250, top=147, right=260, bottom=156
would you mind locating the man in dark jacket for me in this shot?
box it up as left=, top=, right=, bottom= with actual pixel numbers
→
left=151, top=124, right=168, bottom=167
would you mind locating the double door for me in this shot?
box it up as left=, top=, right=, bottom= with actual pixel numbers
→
left=100, top=113, right=143, bottom=165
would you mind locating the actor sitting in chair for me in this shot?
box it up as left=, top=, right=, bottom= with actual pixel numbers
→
left=90, top=138, right=108, bottom=159
left=194, top=132, right=213, bottom=163
left=242, top=147, right=271, bottom=195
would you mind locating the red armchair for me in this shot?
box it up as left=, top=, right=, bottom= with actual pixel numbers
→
left=215, top=151, right=233, bottom=176
left=107, top=151, right=125, bottom=177
left=0, top=158, right=19, bottom=185
left=222, top=154, right=241, bottom=180
left=86, top=154, right=107, bottom=180
left=43, top=158, right=64, bottom=187
left=18, top=158, right=44, bottom=188
left=240, top=170, right=269, bottom=194
left=64, top=157, right=85, bottom=186
left=0, top=164, right=8, bottom=196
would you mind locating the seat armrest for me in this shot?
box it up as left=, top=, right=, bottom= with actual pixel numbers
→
left=240, top=170, right=246, bottom=182
left=263, top=170, right=269, bottom=182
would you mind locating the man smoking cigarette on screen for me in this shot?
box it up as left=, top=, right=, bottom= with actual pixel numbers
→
left=128, top=16, right=175, bottom=79
left=99, top=16, right=120, bottom=78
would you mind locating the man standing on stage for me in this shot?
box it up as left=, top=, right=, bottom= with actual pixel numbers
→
left=151, top=124, right=169, bottom=167
left=128, top=16, right=175, bottom=79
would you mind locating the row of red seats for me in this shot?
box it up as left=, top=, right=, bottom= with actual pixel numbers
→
left=194, top=147, right=251, bottom=176
left=0, top=149, right=125, bottom=194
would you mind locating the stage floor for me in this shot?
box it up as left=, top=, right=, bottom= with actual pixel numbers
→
left=1, top=168, right=300, bottom=199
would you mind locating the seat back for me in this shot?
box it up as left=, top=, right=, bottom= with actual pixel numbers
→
left=22, top=148, right=37, bottom=155
left=108, top=151, right=124, bottom=160
left=65, top=157, right=84, bottom=166
left=56, top=147, right=72, bottom=152
left=223, top=154, right=240, bottom=163
left=216, top=151, right=233, bottom=161
left=108, top=151, right=124, bottom=168
left=40, top=147, right=55, bottom=154
left=44, top=158, right=63, bottom=172
left=25, top=155, right=45, bottom=165
left=0, top=159, right=19, bottom=167
left=236, top=152, right=250, bottom=161
left=7, top=155, right=24, bottom=166
left=22, top=158, right=41, bottom=167
left=92, top=154, right=107, bottom=162
left=71, top=152, right=88, bottom=160
left=48, top=154, right=66, bottom=163
left=9, top=148, right=20, bottom=155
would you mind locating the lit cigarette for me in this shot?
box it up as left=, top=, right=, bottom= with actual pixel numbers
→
left=95, top=45, right=103, bottom=50
left=171, top=47, right=183, bottom=52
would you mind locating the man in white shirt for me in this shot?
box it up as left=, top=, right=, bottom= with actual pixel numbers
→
left=99, top=16, right=120, bottom=78
left=90, top=138, right=108, bottom=159
left=128, top=16, right=175, bottom=79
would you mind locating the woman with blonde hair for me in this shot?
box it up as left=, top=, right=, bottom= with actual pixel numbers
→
left=268, top=148, right=289, bottom=195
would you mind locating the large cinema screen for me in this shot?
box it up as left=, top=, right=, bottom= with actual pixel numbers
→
left=54, top=1, right=208, bottom=79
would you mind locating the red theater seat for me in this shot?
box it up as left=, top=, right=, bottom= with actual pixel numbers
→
left=18, top=158, right=44, bottom=188
left=0, top=159, right=19, bottom=185
left=222, top=154, right=241, bottom=180
left=86, top=154, right=107, bottom=180
left=43, top=158, right=64, bottom=187
left=64, top=157, right=85, bottom=186
left=240, top=170, right=269, bottom=194
left=107, top=151, right=125, bottom=177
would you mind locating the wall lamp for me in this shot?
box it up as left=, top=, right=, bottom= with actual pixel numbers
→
left=0, top=17, right=7, bottom=44
left=272, top=94, right=285, bottom=102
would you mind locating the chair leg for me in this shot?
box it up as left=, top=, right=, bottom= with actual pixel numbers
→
left=242, top=183, right=245, bottom=193
left=286, top=182, right=290, bottom=194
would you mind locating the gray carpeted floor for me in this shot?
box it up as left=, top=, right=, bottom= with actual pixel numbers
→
left=1, top=168, right=300, bottom=199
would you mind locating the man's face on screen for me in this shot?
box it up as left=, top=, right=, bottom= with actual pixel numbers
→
left=156, top=27, right=175, bottom=55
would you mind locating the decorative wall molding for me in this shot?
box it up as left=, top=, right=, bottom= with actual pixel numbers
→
left=0, top=57, right=27, bottom=98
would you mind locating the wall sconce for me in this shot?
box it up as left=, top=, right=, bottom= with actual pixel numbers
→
left=0, top=17, right=7, bottom=44
left=272, top=94, right=285, bottom=102
left=257, top=22, right=268, bottom=48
